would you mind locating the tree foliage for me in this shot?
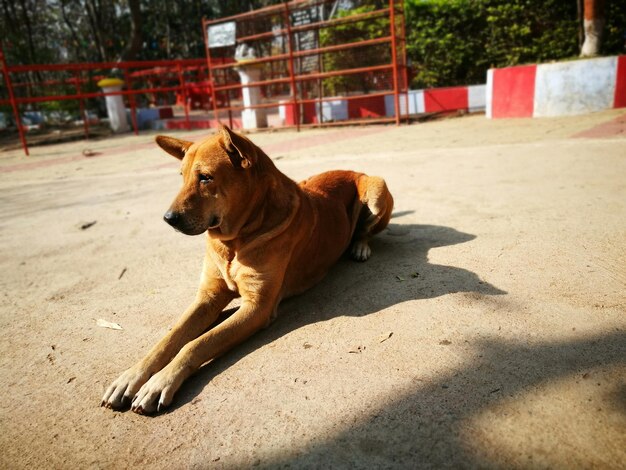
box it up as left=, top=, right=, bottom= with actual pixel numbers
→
left=1, top=0, right=625, bottom=87
left=0, top=0, right=282, bottom=65
left=405, top=0, right=626, bottom=88
left=319, top=4, right=391, bottom=95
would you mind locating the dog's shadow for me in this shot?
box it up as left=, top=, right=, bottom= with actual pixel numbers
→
left=169, top=220, right=506, bottom=411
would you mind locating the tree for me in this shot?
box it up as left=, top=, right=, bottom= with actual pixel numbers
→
left=580, top=0, right=606, bottom=57
left=0, top=0, right=284, bottom=66
left=1, top=0, right=624, bottom=87
left=121, top=0, right=142, bottom=61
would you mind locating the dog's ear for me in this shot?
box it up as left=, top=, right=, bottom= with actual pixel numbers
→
left=155, top=135, right=193, bottom=160
left=219, top=123, right=256, bottom=169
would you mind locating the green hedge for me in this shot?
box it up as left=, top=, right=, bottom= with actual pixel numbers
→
left=405, top=0, right=626, bottom=89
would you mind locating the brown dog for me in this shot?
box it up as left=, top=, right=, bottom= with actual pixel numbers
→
left=101, top=125, right=393, bottom=414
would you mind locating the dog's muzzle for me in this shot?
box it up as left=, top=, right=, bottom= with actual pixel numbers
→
left=163, top=210, right=181, bottom=228
left=163, top=210, right=218, bottom=235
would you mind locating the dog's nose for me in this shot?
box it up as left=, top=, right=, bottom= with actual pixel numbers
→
left=163, top=210, right=180, bottom=227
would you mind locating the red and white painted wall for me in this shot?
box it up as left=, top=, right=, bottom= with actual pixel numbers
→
left=487, top=55, right=626, bottom=118
left=278, top=84, right=486, bottom=125
left=163, top=55, right=626, bottom=130
left=384, top=85, right=486, bottom=116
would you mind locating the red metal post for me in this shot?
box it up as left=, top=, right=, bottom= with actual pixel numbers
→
left=74, top=70, right=90, bottom=138
left=283, top=2, right=300, bottom=131
left=389, top=0, right=401, bottom=125
left=177, top=64, right=190, bottom=129
left=227, top=84, right=233, bottom=129
left=317, top=31, right=324, bottom=125
left=0, top=43, right=29, bottom=156
left=399, top=1, right=409, bottom=121
left=203, top=18, right=221, bottom=128
left=124, top=69, right=139, bottom=135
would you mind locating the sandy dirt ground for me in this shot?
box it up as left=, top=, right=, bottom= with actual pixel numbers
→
left=1, top=110, right=625, bottom=469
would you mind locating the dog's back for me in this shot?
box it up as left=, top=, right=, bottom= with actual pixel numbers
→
left=279, top=170, right=392, bottom=298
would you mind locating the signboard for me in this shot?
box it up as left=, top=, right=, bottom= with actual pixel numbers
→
left=207, top=21, right=236, bottom=48
left=291, top=8, right=319, bottom=73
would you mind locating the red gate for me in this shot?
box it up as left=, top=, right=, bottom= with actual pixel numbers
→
left=202, top=0, right=408, bottom=130
left=2, top=1, right=408, bottom=156
left=0, top=46, right=215, bottom=156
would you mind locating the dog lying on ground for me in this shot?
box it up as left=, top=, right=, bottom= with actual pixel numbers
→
left=101, top=125, right=393, bottom=414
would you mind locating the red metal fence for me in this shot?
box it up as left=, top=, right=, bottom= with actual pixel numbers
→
left=203, top=0, right=408, bottom=130
left=1, top=1, right=407, bottom=156
left=0, top=45, right=223, bottom=156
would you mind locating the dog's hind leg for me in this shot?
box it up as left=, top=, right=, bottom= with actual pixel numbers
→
left=350, top=175, right=394, bottom=261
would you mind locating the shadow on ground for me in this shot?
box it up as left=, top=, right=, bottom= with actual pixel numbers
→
left=263, top=331, right=626, bottom=468
left=178, top=222, right=505, bottom=380
left=164, top=222, right=625, bottom=466
left=173, top=223, right=505, bottom=397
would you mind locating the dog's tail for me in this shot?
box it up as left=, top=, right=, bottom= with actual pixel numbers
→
left=350, top=175, right=394, bottom=261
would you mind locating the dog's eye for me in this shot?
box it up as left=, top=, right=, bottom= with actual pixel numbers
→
left=198, top=173, right=213, bottom=183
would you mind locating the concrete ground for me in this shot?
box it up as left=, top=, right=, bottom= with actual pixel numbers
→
left=0, top=110, right=624, bottom=469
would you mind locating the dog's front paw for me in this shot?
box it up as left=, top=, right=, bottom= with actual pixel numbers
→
left=101, top=366, right=150, bottom=410
left=351, top=240, right=371, bottom=262
left=130, top=364, right=185, bottom=415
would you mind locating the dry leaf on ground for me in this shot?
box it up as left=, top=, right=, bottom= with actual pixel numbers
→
left=96, top=319, right=122, bottom=330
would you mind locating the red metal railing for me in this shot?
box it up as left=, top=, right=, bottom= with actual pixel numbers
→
left=0, top=48, right=227, bottom=156
left=2, top=1, right=408, bottom=156
left=0, top=44, right=29, bottom=155
left=202, top=0, right=408, bottom=130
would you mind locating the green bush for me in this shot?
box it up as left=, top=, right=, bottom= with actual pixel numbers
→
left=405, top=0, right=487, bottom=88
left=320, top=5, right=391, bottom=95
left=404, top=0, right=625, bottom=89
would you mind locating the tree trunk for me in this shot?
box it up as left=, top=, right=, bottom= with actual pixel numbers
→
left=85, top=0, right=107, bottom=62
left=120, top=0, right=142, bottom=62
left=580, top=0, right=606, bottom=57
left=60, top=0, right=85, bottom=62
left=577, top=0, right=584, bottom=49
left=17, top=0, right=37, bottom=64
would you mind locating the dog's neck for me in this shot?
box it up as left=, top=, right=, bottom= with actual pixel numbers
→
left=212, top=152, right=301, bottom=253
